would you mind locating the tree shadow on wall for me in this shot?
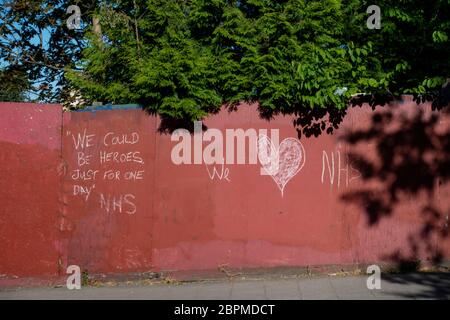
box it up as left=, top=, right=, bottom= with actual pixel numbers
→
left=234, top=93, right=407, bottom=139
left=150, top=101, right=347, bottom=137
left=149, top=102, right=348, bottom=137
left=156, top=115, right=209, bottom=134
left=149, top=86, right=450, bottom=140
left=254, top=89, right=450, bottom=139
left=340, top=99, right=450, bottom=267
left=256, top=103, right=348, bottom=139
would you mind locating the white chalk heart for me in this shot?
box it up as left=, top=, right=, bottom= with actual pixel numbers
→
left=258, top=135, right=306, bottom=196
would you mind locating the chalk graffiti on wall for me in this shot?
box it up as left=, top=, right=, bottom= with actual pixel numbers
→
left=170, top=121, right=308, bottom=195
left=258, top=135, right=306, bottom=196
left=67, top=129, right=144, bottom=214
left=321, top=148, right=361, bottom=188
left=205, top=162, right=231, bottom=182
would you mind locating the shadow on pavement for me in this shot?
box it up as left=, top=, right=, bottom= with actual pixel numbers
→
left=382, top=272, right=450, bottom=299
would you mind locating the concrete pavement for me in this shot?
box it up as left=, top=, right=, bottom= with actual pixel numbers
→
left=1, top=272, right=449, bottom=300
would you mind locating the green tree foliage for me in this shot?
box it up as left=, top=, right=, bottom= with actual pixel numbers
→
left=67, top=0, right=449, bottom=120
left=1, top=1, right=449, bottom=117
left=0, top=65, right=30, bottom=101
left=350, top=0, right=450, bottom=101
left=0, top=0, right=100, bottom=102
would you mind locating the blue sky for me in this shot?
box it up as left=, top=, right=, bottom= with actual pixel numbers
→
left=1, top=9, right=60, bottom=101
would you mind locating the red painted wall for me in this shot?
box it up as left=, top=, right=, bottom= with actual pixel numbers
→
left=0, top=103, right=61, bottom=278
left=61, top=110, right=155, bottom=274
left=1, top=98, right=449, bottom=281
